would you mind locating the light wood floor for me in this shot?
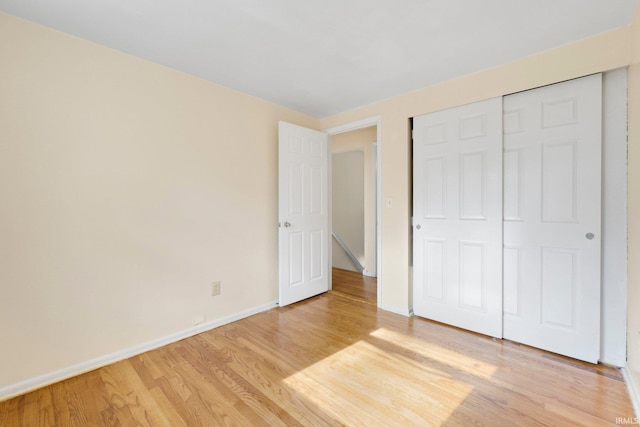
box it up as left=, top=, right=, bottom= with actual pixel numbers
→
left=330, top=267, right=377, bottom=304
left=0, top=293, right=634, bottom=426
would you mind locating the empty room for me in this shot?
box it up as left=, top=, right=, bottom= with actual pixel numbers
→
left=1, top=1, right=640, bottom=425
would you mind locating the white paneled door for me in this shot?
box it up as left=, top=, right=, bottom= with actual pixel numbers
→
left=413, top=75, right=603, bottom=362
left=503, top=75, right=602, bottom=363
left=278, top=122, right=329, bottom=307
left=413, top=98, right=504, bottom=338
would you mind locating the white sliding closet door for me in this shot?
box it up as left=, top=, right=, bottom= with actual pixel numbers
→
left=502, top=74, right=602, bottom=363
left=413, top=98, right=503, bottom=338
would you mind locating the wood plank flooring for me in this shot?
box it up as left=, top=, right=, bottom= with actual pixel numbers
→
left=330, top=267, right=377, bottom=304
left=0, top=292, right=634, bottom=426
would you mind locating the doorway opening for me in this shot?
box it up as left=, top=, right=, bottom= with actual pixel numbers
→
left=325, top=117, right=381, bottom=306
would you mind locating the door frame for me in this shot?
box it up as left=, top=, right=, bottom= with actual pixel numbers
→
left=325, top=116, right=382, bottom=307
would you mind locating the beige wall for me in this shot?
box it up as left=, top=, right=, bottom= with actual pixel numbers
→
left=0, top=13, right=319, bottom=390
left=627, top=4, right=640, bottom=404
left=321, top=26, right=631, bottom=314
left=331, top=127, right=377, bottom=275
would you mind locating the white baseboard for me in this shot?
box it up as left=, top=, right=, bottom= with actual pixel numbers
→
left=600, top=356, right=627, bottom=368
left=621, top=364, right=640, bottom=419
left=0, top=300, right=278, bottom=402
left=379, top=303, right=413, bottom=317
left=362, top=270, right=376, bottom=278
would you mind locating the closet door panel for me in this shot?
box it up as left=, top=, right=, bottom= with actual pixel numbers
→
left=413, top=97, right=503, bottom=338
left=503, top=74, right=602, bottom=363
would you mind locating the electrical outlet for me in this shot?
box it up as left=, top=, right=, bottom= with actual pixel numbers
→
left=212, top=281, right=221, bottom=296
left=192, top=314, right=205, bottom=326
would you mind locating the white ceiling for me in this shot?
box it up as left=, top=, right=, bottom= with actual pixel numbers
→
left=0, top=0, right=637, bottom=117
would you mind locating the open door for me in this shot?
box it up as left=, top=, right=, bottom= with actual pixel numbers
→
left=278, top=121, right=329, bottom=306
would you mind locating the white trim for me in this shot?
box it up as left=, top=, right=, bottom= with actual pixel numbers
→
left=324, top=116, right=381, bottom=136
left=600, top=68, right=628, bottom=364
left=621, top=364, right=640, bottom=419
left=600, top=357, right=627, bottom=368
left=0, top=300, right=278, bottom=402
left=376, top=125, right=382, bottom=307
left=380, top=303, right=413, bottom=317
left=370, top=141, right=378, bottom=278
left=328, top=140, right=333, bottom=291
left=324, top=116, right=383, bottom=308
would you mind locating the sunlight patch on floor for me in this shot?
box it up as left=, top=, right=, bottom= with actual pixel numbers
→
left=370, top=327, right=498, bottom=379
left=283, top=329, right=477, bottom=425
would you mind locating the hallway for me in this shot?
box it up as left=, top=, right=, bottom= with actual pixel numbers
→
left=330, top=268, right=377, bottom=305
